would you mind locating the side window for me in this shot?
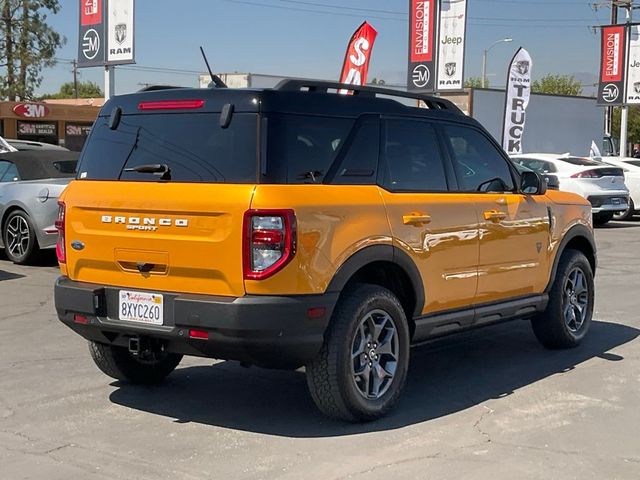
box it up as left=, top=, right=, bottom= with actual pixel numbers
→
left=382, top=119, right=448, bottom=192
left=443, top=125, right=515, bottom=192
left=0, top=161, right=19, bottom=182
left=332, top=117, right=379, bottom=185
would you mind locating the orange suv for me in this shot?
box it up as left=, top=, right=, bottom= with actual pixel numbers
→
left=55, top=81, right=596, bottom=421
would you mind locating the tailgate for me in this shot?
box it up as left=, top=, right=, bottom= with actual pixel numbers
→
left=62, top=181, right=254, bottom=297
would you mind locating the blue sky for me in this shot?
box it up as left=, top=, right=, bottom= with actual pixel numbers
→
left=40, top=0, right=611, bottom=95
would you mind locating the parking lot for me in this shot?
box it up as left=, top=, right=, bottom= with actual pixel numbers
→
left=0, top=222, right=638, bottom=480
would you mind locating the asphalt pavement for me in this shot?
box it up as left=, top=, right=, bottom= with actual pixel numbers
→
left=1, top=221, right=639, bottom=480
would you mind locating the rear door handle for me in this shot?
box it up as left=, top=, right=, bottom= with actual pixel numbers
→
left=483, top=210, right=507, bottom=222
left=403, top=213, right=432, bottom=226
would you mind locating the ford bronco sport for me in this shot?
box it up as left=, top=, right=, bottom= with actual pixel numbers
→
left=55, top=80, right=596, bottom=421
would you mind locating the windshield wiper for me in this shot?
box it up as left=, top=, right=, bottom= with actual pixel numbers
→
left=124, top=163, right=172, bottom=180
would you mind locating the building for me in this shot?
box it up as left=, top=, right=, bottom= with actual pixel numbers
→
left=0, top=99, right=103, bottom=151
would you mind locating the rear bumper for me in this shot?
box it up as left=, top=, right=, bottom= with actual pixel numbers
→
left=587, top=194, right=630, bottom=213
left=54, top=276, right=337, bottom=369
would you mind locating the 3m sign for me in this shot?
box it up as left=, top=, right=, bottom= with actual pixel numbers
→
left=12, top=103, right=50, bottom=118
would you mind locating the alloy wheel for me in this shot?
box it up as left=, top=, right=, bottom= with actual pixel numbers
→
left=351, top=309, right=399, bottom=399
left=6, top=215, right=30, bottom=259
left=563, top=266, right=589, bottom=333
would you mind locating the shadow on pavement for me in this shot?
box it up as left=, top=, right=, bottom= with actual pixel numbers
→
left=0, top=249, right=58, bottom=267
left=0, top=270, right=25, bottom=281
left=109, top=319, right=639, bottom=437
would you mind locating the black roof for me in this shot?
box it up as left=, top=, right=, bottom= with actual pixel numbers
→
left=0, top=150, right=79, bottom=180
left=100, top=79, right=474, bottom=126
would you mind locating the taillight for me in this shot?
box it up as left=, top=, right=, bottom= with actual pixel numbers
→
left=243, top=209, right=296, bottom=280
left=571, top=169, right=603, bottom=178
left=55, top=201, right=66, bottom=263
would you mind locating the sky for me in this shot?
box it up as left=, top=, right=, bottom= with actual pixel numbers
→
left=39, top=0, right=613, bottom=96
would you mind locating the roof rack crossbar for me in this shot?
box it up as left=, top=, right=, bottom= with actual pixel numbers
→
left=274, top=79, right=463, bottom=114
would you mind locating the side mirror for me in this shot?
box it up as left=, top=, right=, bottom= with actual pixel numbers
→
left=520, top=171, right=547, bottom=195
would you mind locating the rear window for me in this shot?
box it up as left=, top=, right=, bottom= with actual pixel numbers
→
left=558, top=156, right=602, bottom=166
left=77, top=113, right=258, bottom=183
left=624, top=160, right=640, bottom=168
left=264, top=114, right=354, bottom=183
left=513, top=158, right=557, bottom=173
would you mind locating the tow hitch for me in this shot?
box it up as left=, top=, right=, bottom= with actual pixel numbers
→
left=128, top=337, right=166, bottom=361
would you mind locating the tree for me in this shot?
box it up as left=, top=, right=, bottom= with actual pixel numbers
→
left=464, top=76, right=485, bottom=88
left=0, top=1, right=65, bottom=101
left=611, top=106, right=640, bottom=155
left=370, top=78, right=386, bottom=86
left=41, top=81, right=104, bottom=99
left=531, top=74, right=582, bottom=96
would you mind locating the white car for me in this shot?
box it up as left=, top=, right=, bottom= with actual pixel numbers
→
left=600, top=156, right=640, bottom=220
left=511, top=153, right=629, bottom=225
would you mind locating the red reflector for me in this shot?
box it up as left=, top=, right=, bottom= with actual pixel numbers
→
left=252, top=229, right=284, bottom=245
left=73, top=314, right=88, bottom=324
left=189, top=329, right=209, bottom=340
left=138, top=99, right=205, bottom=111
left=307, top=307, right=326, bottom=319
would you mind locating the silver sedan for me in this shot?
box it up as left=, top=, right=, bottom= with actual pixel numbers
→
left=0, top=151, right=78, bottom=264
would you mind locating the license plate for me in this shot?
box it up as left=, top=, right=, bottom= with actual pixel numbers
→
left=118, top=290, right=163, bottom=325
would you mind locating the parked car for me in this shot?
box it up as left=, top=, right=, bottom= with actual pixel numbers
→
left=511, top=153, right=629, bottom=225
left=599, top=157, right=640, bottom=220
left=55, top=81, right=596, bottom=421
left=0, top=150, right=78, bottom=263
left=512, top=162, right=560, bottom=190
left=5, top=139, right=69, bottom=152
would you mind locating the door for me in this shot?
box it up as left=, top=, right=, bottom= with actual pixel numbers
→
left=379, top=118, right=479, bottom=316
left=440, top=123, right=551, bottom=304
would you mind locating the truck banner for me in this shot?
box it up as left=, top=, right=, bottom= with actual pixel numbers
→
left=436, top=0, right=467, bottom=91
left=106, top=0, right=135, bottom=64
left=339, top=21, right=378, bottom=93
left=78, top=0, right=106, bottom=67
left=407, top=0, right=439, bottom=92
left=502, top=47, right=532, bottom=155
left=625, top=24, right=640, bottom=104
left=597, top=25, right=627, bottom=106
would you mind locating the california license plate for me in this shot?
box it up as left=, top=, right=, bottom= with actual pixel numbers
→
left=118, top=290, right=163, bottom=325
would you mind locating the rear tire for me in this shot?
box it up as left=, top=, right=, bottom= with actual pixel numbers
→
left=89, top=341, right=182, bottom=384
left=593, top=211, right=614, bottom=226
left=612, top=199, right=635, bottom=221
left=531, top=249, right=594, bottom=349
left=2, top=210, right=39, bottom=264
left=306, top=284, right=410, bottom=422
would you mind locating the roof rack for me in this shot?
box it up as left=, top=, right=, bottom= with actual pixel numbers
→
left=274, top=79, right=463, bottom=114
left=137, top=85, right=183, bottom=92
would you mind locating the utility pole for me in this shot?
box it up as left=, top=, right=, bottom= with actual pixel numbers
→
left=620, top=1, right=632, bottom=156
left=72, top=60, right=78, bottom=99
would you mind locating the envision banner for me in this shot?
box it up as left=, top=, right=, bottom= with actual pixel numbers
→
left=436, top=0, right=467, bottom=91
left=407, top=0, right=439, bottom=92
left=502, top=48, right=532, bottom=155
left=339, top=22, right=378, bottom=93
left=106, top=0, right=135, bottom=64
left=597, top=25, right=627, bottom=105
left=78, top=0, right=135, bottom=68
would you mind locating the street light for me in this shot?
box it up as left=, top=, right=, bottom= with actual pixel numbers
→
left=482, top=38, right=513, bottom=88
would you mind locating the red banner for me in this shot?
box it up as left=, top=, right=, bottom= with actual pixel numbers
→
left=410, top=0, right=436, bottom=63
left=601, top=25, right=625, bottom=82
left=80, top=0, right=102, bottom=26
left=339, top=22, right=377, bottom=89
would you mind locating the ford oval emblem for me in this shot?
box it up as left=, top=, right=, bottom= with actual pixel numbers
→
left=71, top=240, right=85, bottom=251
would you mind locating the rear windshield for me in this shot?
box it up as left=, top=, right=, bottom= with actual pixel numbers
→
left=558, top=156, right=602, bottom=166
left=624, top=160, right=640, bottom=168
left=77, top=113, right=258, bottom=183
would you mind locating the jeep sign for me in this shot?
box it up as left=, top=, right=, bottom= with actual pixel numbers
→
left=106, top=0, right=135, bottom=64
left=436, top=0, right=468, bottom=92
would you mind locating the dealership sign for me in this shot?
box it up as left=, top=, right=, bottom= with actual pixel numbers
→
left=436, top=0, right=467, bottom=91
left=502, top=48, right=532, bottom=154
left=339, top=22, right=378, bottom=93
left=78, top=0, right=135, bottom=68
left=407, top=0, right=439, bottom=92
left=597, top=25, right=627, bottom=105
left=12, top=103, right=50, bottom=118
left=625, top=25, right=640, bottom=104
